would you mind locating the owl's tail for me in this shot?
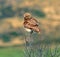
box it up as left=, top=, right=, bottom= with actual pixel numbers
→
left=31, top=26, right=41, bottom=34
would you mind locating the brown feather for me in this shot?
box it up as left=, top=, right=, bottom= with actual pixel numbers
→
left=23, top=13, right=40, bottom=33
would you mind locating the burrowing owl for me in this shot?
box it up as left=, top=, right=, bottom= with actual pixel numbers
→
left=23, top=13, right=41, bottom=34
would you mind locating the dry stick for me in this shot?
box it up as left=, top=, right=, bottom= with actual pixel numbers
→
left=28, top=32, right=33, bottom=57
left=24, top=34, right=30, bottom=57
left=37, top=30, right=44, bottom=57
left=24, top=32, right=33, bottom=57
left=29, top=32, right=35, bottom=57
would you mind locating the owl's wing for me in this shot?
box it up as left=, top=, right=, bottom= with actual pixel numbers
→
left=28, top=18, right=39, bottom=26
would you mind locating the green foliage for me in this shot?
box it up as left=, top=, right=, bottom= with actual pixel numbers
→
left=0, top=6, right=15, bottom=19
left=2, top=34, right=10, bottom=42
left=9, top=31, right=19, bottom=36
left=0, top=47, right=24, bottom=57
left=31, top=9, right=46, bottom=18
left=16, top=7, right=46, bottom=18
left=0, top=46, right=60, bottom=57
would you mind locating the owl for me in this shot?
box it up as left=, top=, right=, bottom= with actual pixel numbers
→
left=23, top=13, right=41, bottom=34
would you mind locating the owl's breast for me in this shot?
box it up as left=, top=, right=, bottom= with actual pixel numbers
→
left=24, top=28, right=32, bottom=32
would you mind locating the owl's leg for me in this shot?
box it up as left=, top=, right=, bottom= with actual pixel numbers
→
left=30, top=30, right=33, bottom=34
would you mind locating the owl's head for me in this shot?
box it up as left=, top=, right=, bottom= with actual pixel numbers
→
left=24, top=13, right=31, bottom=19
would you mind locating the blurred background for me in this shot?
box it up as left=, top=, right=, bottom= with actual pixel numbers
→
left=0, top=0, right=60, bottom=57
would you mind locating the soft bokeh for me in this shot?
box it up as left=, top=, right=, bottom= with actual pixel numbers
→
left=0, top=0, right=60, bottom=46
left=0, top=0, right=60, bottom=57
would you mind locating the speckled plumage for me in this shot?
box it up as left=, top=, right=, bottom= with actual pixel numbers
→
left=23, top=13, right=40, bottom=33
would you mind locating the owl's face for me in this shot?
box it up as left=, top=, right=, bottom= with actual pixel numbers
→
left=24, top=13, right=31, bottom=19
